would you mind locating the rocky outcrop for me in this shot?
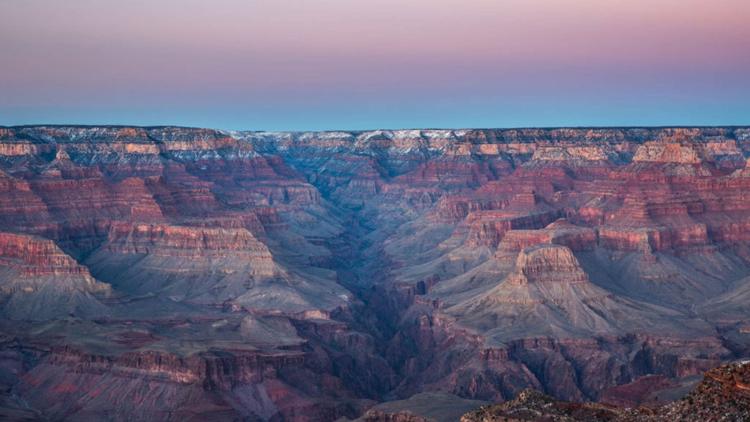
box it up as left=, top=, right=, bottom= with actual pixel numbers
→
left=460, top=389, right=625, bottom=422
left=498, top=220, right=596, bottom=252
left=0, top=232, right=111, bottom=320
left=665, top=360, right=750, bottom=420
left=507, top=245, right=590, bottom=285
left=460, top=361, right=750, bottom=421
left=597, top=224, right=710, bottom=252
left=463, top=210, right=559, bottom=248
left=103, top=223, right=275, bottom=264
left=633, top=141, right=702, bottom=164
left=0, top=232, right=91, bottom=276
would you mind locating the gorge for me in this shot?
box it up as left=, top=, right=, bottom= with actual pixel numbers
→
left=0, top=126, right=750, bottom=421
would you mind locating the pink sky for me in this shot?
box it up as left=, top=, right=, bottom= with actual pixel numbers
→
left=2, top=0, right=749, bottom=130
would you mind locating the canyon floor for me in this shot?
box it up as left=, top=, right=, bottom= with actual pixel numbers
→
left=0, top=126, right=749, bottom=421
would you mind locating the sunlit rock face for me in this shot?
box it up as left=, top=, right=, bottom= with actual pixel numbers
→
left=0, top=126, right=749, bottom=420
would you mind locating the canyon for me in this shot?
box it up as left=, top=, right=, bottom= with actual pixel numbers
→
left=0, top=126, right=749, bottom=420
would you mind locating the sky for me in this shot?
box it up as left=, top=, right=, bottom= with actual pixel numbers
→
left=1, top=0, right=749, bottom=131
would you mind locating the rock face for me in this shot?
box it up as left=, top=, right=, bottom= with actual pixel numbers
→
left=0, top=232, right=111, bottom=320
left=460, top=388, right=626, bottom=422
left=509, top=244, right=590, bottom=284
left=633, top=140, right=702, bottom=164
left=665, top=360, right=750, bottom=420
left=460, top=361, right=750, bottom=421
left=0, top=126, right=749, bottom=420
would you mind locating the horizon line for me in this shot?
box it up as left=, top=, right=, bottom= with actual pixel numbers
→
left=3, top=123, right=750, bottom=134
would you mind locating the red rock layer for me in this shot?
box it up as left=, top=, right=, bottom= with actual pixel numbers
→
left=104, top=223, right=273, bottom=262
left=0, top=232, right=89, bottom=276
